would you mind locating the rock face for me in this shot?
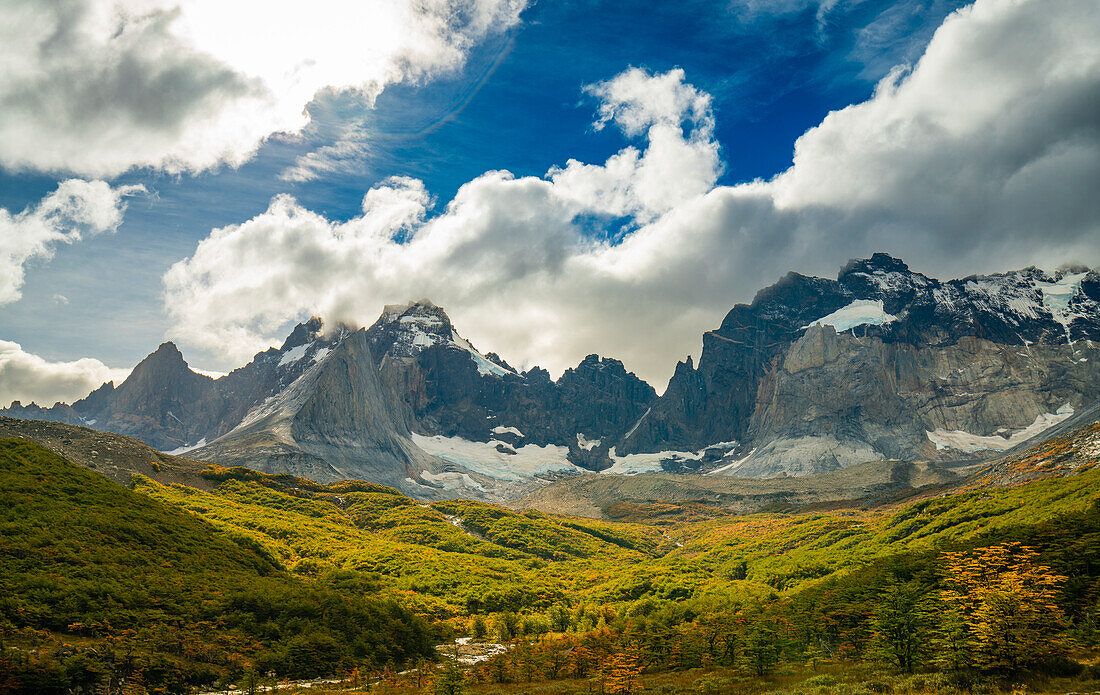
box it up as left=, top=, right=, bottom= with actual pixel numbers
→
left=4, top=254, right=1098, bottom=490
left=0, top=302, right=657, bottom=497
left=102, top=343, right=223, bottom=450
left=621, top=254, right=1100, bottom=476
left=4, top=343, right=222, bottom=451
left=1, top=319, right=353, bottom=453
left=189, top=330, right=442, bottom=493
left=364, top=301, right=656, bottom=471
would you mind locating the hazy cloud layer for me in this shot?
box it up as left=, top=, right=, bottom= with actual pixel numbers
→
left=164, top=0, right=1100, bottom=388
left=0, top=179, right=144, bottom=306
left=0, top=0, right=525, bottom=177
left=0, top=339, right=129, bottom=407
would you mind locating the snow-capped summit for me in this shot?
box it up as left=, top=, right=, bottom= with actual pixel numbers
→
left=366, top=300, right=515, bottom=376
left=742, top=254, right=1100, bottom=347
left=4, top=255, right=1097, bottom=495
left=621, top=255, right=1100, bottom=478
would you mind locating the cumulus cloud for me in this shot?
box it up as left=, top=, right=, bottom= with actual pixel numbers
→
left=586, top=67, right=713, bottom=139
left=0, top=340, right=129, bottom=407
left=0, top=179, right=144, bottom=306
left=0, top=0, right=525, bottom=177
left=164, top=0, right=1100, bottom=388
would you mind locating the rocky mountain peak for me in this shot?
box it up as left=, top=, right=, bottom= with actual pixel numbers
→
left=149, top=340, right=184, bottom=360
left=559, top=354, right=656, bottom=401
left=73, top=380, right=117, bottom=416
left=571, top=354, right=625, bottom=375
left=5, top=255, right=1097, bottom=495
left=89, top=340, right=223, bottom=451
left=838, top=253, right=932, bottom=307
left=366, top=300, right=514, bottom=377
left=370, top=300, right=457, bottom=357
left=129, top=342, right=201, bottom=382
left=841, top=252, right=911, bottom=276
left=523, top=366, right=552, bottom=383
left=280, top=316, right=325, bottom=350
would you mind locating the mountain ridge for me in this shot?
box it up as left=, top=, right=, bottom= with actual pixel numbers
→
left=4, top=254, right=1099, bottom=497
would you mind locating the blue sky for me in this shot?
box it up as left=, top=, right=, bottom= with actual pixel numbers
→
left=1, top=0, right=1097, bottom=403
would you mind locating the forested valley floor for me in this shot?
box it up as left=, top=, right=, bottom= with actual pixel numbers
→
left=2, top=424, right=1100, bottom=695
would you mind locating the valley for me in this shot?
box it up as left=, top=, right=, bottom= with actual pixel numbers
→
left=2, top=256, right=1100, bottom=694
left=2, top=407, right=1099, bottom=693
left=2, top=0, right=1097, bottom=690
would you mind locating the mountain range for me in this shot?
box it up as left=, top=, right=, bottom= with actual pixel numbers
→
left=5, top=254, right=1099, bottom=500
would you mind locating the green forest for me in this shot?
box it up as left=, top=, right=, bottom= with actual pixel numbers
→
left=2, top=435, right=1099, bottom=695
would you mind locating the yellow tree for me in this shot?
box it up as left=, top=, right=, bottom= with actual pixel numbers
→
left=604, top=646, right=642, bottom=695
left=940, top=543, right=1067, bottom=671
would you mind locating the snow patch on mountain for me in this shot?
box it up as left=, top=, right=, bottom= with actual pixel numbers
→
left=1038, top=272, right=1090, bottom=341
left=926, top=404, right=1076, bottom=453
left=708, top=447, right=756, bottom=476
left=453, top=333, right=514, bottom=376
left=805, top=300, right=897, bottom=333
left=419, top=470, right=485, bottom=491
left=1040, top=272, right=1088, bottom=313
left=955, top=268, right=1096, bottom=343
left=164, top=437, right=206, bottom=455
left=577, top=433, right=601, bottom=451
left=622, top=407, right=651, bottom=441
left=411, top=434, right=576, bottom=481
left=278, top=342, right=310, bottom=367
left=492, top=425, right=524, bottom=437
left=705, top=441, right=739, bottom=452
left=602, top=447, right=703, bottom=475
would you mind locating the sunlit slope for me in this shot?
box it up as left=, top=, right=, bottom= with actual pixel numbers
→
left=593, top=466, right=1100, bottom=601
left=0, top=438, right=278, bottom=631
left=0, top=438, right=432, bottom=678
left=134, top=458, right=1100, bottom=616
left=135, top=466, right=669, bottom=616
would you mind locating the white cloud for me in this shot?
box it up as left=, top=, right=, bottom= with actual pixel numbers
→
left=164, top=0, right=1100, bottom=388
left=0, top=340, right=129, bottom=407
left=586, top=67, right=713, bottom=139
left=0, top=179, right=144, bottom=306
left=279, top=127, right=375, bottom=184
left=0, top=0, right=526, bottom=177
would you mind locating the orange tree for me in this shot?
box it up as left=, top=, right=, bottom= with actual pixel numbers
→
left=939, top=542, right=1067, bottom=671
left=604, top=645, right=643, bottom=695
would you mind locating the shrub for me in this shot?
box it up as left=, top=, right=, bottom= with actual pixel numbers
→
left=1036, top=655, right=1083, bottom=677
left=694, top=676, right=734, bottom=694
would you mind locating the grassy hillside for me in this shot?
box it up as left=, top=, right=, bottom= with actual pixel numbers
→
left=135, top=465, right=668, bottom=618
left=4, top=415, right=1100, bottom=694
left=633, top=465, right=1100, bottom=597
left=132, top=458, right=1100, bottom=694
left=0, top=439, right=433, bottom=693
left=0, top=416, right=213, bottom=489
left=133, top=457, right=1100, bottom=615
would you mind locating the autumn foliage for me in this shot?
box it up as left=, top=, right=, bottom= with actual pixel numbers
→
left=939, top=542, right=1068, bottom=670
